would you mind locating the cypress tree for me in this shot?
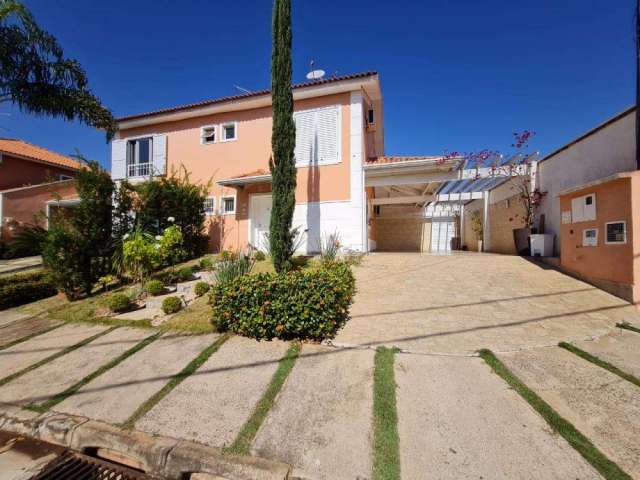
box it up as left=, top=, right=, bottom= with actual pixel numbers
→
left=269, top=0, right=296, bottom=272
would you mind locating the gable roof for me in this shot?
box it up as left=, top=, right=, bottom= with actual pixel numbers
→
left=116, top=71, right=379, bottom=124
left=0, top=138, right=82, bottom=171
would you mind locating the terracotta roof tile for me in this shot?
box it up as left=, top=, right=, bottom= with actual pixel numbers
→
left=116, top=71, right=378, bottom=122
left=366, top=156, right=445, bottom=165
left=0, top=138, right=81, bottom=171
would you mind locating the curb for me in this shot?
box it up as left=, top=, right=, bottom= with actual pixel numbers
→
left=0, top=404, right=291, bottom=480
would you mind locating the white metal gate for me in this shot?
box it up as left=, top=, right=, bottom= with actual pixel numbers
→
left=430, top=218, right=455, bottom=252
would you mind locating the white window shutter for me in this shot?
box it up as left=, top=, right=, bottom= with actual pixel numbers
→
left=152, top=134, right=167, bottom=175
left=571, top=197, right=584, bottom=222
left=111, top=139, right=126, bottom=180
left=316, top=106, right=339, bottom=164
left=294, top=110, right=315, bottom=165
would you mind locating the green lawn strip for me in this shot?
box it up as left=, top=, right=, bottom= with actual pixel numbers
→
left=226, top=341, right=301, bottom=455
left=122, top=333, right=231, bottom=429
left=559, top=342, right=640, bottom=389
left=0, top=326, right=119, bottom=388
left=478, top=348, right=632, bottom=480
left=26, top=331, right=163, bottom=414
left=372, top=346, right=401, bottom=480
left=0, top=323, right=63, bottom=352
left=616, top=322, right=640, bottom=334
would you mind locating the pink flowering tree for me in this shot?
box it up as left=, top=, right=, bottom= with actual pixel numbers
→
left=440, top=130, right=545, bottom=228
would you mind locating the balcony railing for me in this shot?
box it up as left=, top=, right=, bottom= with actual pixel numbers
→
left=128, top=163, right=151, bottom=178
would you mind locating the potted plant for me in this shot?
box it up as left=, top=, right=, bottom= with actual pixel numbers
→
left=471, top=211, right=483, bottom=252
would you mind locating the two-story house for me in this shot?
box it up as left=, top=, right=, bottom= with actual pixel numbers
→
left=112, top=72, right=385, bottom=253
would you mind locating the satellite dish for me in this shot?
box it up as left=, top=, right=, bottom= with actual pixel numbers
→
left=306, top=69, right=326, bottom=80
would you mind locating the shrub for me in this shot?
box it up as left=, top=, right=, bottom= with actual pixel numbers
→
left=4, top=224, right=47, bottom=258
left=211, top=262, right=355, bottom=340
left=42, top=225, right=92, bottom=300
left=176, top=266, right=194, bottom=282
left=194, top=281, right=210, bottom=297
left=145, top=279, right=165, bottom=296
left=122, top=228, right=161, bottom=284
left=254, top=250, right=266, bottom=261
left=199, top=256, right=214, bottom=271
left=215, top=254, right=255, bottom=285
left=106, top=293, right=131, bottom=313
left=320, top=231, right=341, bottom=264
left=162, top=296, right=182, bottom=314
left=0, top=271, right=57, bottom=310
left=218, top=250, right=236, bottom=262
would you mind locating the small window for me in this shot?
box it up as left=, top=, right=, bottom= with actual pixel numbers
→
left=204, top=197, right=216, bottom=215
left=585, top=195, right=593, bottom=206
left=583, top=228, right=598, bottom=247
left=221, top=122, right=237, bottom=142
left=201, top=126, right=216, bottom=144
left=221, top=196, right=236, bottom=214
left=126, top=137, right=152, bottom=177
left=373, top=205, right=381, bottom=216
left=367, top=109, right=375, bottom=125
left=605, top=221, right=626, bottom=244
left=58, top=174, right=73, bottom=181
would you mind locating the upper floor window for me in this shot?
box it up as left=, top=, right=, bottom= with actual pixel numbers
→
left=204, top=197, right=216, bottom=215
left=201, top=126, right=216, bottom=144
left=221, top=196, right=236, bottom=215
left=293, top=105, right=340, bottom=166
left=127, top=137, right=152, bottom=177
left=221, top=122, right=237, bottom=142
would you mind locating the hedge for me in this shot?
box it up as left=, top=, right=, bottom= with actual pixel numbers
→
left=0, top=271, right=57, bottom=310
left=211, top=261, right=355, bottom=340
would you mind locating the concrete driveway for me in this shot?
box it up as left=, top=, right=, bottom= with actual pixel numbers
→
left=335, top=252, right=640, bottom=354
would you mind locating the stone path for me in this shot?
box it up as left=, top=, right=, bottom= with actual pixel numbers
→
left=138, top=336, right=288, bottom=447
left=0, top=324, right=107, bottom=380
left=0, top=327, right=149, bottom=406
left=500, top=346, right=640, bottom=478
left=0, top=316, right=60, bottom=348
left=395, top=353, right=601, bottom=479
left=56, top=333, right=216, bottom=424
left=335, top=253, right=640, bottom=354
left=571, top=328, right=640, bottom=378
left=252, top=345, right=375, bottom=480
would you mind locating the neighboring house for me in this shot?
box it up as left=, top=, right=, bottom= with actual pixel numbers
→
left=111, top=71, right=535, bottom=254
left=536, top=107, right=640, bottom=303
left=0, top=139, right=82, bottom=242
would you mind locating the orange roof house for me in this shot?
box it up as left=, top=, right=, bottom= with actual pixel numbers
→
left=0, top=139, right=82, bottom=243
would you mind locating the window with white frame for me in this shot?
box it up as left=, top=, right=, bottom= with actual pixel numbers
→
left=582, top=228, right=598, bottom=247
left=201, top=126, right=216, bottom=144
left=221, top=196, right=236, bottom=214
left=605, top=221, right=626, bottom=244
left=204, top=197, right=216, bottom=215
left=221, top=122, right=237, bottom=142
left=126, top=137, right=152, bottom=177
left=570, top=193, right=596, bottom=222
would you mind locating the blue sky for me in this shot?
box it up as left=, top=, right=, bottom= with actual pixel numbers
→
left=3, top=0, right=636, bottom=169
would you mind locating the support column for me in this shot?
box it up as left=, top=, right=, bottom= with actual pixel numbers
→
left=483, top=190, right=490, bottom=252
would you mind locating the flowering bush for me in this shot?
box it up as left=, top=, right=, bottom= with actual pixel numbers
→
left=211, top=261, right=355, bottom=340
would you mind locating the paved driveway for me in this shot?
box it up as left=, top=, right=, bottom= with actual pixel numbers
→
left=335, top=252, right=640, bottom=354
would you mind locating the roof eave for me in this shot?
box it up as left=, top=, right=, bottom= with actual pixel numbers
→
left=116, top=74, right=380, bottom=131
left=217, top=174, right=272, bottom=187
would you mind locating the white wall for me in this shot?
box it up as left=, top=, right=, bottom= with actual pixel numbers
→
left=537, top=109, right=636, bottom=255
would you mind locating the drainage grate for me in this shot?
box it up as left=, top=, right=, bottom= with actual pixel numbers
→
left=31, top=450, right=157, bottom=480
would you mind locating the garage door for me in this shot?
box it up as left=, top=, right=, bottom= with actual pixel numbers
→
left=430, top=219, right=455, bottom=252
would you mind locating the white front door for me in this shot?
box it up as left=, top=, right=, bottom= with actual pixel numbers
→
left=250, top=194, right=272, bottom=251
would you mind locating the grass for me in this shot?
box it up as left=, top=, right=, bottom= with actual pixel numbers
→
left=372, top=346, right=401, bottom=480
left=0, top=327, right=118, bottom=388
left=226, top=341, right=301, bottom=455
left=251, top=259, right=276, bottom=275
left=16, top=295, right=66, bottom=316
left=617, top=322, right=640, bottom=334
left=26, top=331, right=162, bottom=413
left=478, top=348, right=632, bottom=480
left=160, top=295, right=216, bottom=334
left=559, top=342, right=640, bottom=388
left=122, top=333, right=230, bottom=429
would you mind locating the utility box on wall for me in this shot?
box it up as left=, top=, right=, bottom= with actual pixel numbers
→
left=530, top=234, right=554, bottom=257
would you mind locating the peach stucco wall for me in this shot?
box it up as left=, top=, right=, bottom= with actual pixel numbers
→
left=0, top=154, right=77, bottom=191
left=559, top=176, right=637, bottom=301
left=120, top=93, right=354, bottom=251
left=1, top=181, right=78, bottom=240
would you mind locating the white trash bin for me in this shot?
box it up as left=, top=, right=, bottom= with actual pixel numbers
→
left=529, top=234, right=554, bottom=257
